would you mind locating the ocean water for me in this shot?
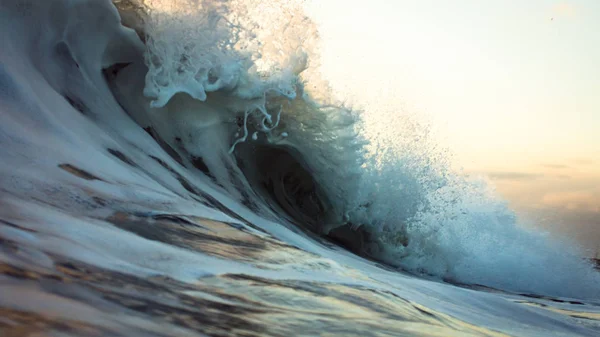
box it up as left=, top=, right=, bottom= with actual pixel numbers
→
left=0, top=0, right=599, bottom=336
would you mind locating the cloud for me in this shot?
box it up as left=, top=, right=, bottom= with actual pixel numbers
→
left=541, top=164, right=569, bottom=169
left=572, top=158, right=594, bottom=166
left=542, top=191, right=600, bottom=213
left=556, top=174, right=571, bottom=180
left=486, top=172, right=543, bottom=181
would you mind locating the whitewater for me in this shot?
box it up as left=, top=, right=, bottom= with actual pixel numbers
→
left=0, top=0, right=599, bottom=336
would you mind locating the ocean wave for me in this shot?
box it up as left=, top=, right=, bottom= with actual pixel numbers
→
left=107, top=0, right=600, bottom=298
left=0, top=0, right=597, bottom=300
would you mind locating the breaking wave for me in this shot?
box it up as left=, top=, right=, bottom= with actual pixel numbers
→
left=1, top=0, right=598, bottom=299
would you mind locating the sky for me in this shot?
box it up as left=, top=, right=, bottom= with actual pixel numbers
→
left=304, top=0, right=600, bottom=255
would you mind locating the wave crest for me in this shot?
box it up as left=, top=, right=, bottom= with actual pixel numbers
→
left=110, top=0, right=600, bottom=299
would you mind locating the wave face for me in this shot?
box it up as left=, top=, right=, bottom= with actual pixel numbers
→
left=108, top=0, right=600, bottom=298
left=1, top=0, right=600, bottom=329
